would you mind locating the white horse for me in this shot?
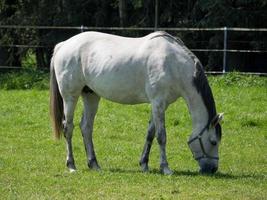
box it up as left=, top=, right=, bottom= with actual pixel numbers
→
left=50, top=31, right=223, bottom=174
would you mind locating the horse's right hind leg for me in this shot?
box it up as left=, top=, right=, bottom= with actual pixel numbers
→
left=80, top=92, right=101, bottom=170
left=63, top=96, right=78, bottom=172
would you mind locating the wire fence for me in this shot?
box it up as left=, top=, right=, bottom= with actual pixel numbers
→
left=0, top=25, right=267, bottom=75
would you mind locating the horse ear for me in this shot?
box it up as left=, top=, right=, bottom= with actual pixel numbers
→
left=210, top=113, right=224, bottom=128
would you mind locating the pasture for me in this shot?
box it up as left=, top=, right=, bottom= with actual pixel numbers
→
left=0, top=73, right=266, bottom=199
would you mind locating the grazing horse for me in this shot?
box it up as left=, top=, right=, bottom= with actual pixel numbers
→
left=50, top=31, right=223, bottom=174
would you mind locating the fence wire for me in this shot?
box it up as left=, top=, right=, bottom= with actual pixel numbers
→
left=0, top=25, right=267, bottom=75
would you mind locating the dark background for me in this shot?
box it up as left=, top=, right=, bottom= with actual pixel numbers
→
left=0, top=0, right=267, bottom=72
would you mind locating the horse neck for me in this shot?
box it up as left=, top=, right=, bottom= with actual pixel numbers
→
left=185, top=91, right=209, bottom=136
left=184, top=62, right=217, bottom=137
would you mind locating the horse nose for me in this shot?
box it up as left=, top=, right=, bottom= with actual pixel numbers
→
left=199, top=164, right=218, bottom=174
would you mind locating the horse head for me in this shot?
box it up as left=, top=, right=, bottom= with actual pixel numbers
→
left=188, top=113, right=223, bottom=174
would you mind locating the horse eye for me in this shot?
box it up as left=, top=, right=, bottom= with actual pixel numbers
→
left=210, top=140, right=217, bottom=146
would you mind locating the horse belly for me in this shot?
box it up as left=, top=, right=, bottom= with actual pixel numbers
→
left=87, top=68, right=149, bottom=104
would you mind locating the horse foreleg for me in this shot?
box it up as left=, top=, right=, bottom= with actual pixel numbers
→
left=152, top=101, right=173, bottom=175
left=139, top=117, right=155, bottom=172
left=80, top=93, right=101, bottom=170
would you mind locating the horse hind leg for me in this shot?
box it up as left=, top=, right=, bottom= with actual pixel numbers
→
left=62, top=95, right=79, bottom=172
left=80, top=92, right=101, bottom=170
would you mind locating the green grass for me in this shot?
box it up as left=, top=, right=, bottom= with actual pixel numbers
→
left=0, top=74, right=266, bottom=199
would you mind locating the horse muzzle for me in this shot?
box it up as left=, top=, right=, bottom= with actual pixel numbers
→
left=198, top=158, right=218, bottom=174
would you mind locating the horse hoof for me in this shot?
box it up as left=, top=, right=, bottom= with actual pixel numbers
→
left=140, top=163, right=149, bottom=173
left=90, top=165, right=101, bottom=171
left=66, top=160, right=76, bottom=172
left=88, top=160, right=101, bottom=171
left=160, top=167, right=173, bottom=175
left=69, top=168, right=77, bottom=173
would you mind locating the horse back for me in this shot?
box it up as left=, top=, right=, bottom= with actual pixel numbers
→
left=53, top=32, right=196, bottom=104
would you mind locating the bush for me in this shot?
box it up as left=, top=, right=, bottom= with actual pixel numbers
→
left=208, top=72, right=267, bottom=88
left=0, top=70, right=49, bottom=90
left=0, top=71, right=266, bottom=90
left=21, top=50, right=37, bottom=70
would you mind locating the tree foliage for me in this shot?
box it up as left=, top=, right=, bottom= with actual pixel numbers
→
left=0, top=0, right=266, bottom=71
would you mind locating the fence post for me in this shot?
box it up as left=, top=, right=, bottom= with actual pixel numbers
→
left=223, top=26, right=228, bottom=73
left=80, top=25, right=84, bottom=33
left=154, top=0, right=158, bottom=31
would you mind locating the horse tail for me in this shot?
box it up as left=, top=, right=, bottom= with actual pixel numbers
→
left=50, top=43, right=64, bottom=139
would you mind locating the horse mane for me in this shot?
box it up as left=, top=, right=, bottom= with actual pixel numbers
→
left=193, top=64, right=222, bottom=140
left=150, top=31, right=217, bottom=123
left=149, top=31, right=184, bottom=46
left=193, top=62, right=217, bottom=124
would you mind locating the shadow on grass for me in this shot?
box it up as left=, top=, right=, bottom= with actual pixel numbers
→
left=106, top=167, right=265, bottom=180
left=205, top=171, right=265, bottom=180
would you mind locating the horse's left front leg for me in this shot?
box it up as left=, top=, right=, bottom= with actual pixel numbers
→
left=140, top=116, right=155, bottom=172
left=152, top=101, right=173, bottom=175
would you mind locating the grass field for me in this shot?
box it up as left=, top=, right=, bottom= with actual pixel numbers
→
left=0, top=73, right=266, bottom=199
